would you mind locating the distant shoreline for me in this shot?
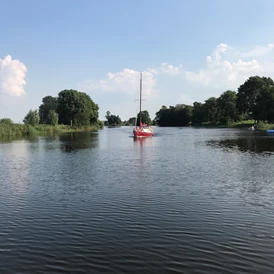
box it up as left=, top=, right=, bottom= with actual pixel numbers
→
left=1, top=121, right=273, bottom=138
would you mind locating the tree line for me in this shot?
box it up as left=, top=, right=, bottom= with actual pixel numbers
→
left=155, top=76, right=274, bottom=126
left=105, top=110, right=152, bottom=126
left=23, top=89, right=101, bottom=127
left=2, top=75, right=273, bottom=129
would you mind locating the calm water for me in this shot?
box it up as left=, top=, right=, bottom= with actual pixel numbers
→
left=1, top=127, right=274, bottom=274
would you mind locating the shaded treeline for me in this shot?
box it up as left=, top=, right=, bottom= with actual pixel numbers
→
left=155, top=76, right=274, bottom=126
left=105, top=110, right=152, bottom=126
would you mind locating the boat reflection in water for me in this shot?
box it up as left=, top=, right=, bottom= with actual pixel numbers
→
left=133, top=136, right=153, bottom=147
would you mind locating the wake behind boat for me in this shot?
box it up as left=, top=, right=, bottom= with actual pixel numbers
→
left=133, top=73, right=153, bottom=138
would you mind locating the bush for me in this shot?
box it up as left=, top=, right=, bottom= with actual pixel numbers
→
left=23, top=110, right=40, bottom=126
left=0, top=118, right=13, bottom=124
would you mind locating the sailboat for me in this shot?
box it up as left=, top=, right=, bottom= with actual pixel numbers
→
left=133, top=73, right=153, bottom=138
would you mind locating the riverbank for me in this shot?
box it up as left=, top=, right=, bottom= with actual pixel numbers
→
left=228, top=121, right=274, bottom=130
left=198, top=120, right=274, bottom=130
left=0, top=123, right=102, bottom=137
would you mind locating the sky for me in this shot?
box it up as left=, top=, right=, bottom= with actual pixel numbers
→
left=1, top=0, right=274, bottom=122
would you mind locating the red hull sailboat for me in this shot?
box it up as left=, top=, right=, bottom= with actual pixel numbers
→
left=133, top=73, right=153, bottom=138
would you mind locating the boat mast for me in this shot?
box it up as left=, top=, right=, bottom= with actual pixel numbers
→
left=140, top=72, right=142, bottom=125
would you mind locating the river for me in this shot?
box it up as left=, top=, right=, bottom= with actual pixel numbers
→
left=0, top=127, right=274, bottom=273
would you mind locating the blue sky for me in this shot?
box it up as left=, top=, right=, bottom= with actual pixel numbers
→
left=1, top=0, right=274, bottom=122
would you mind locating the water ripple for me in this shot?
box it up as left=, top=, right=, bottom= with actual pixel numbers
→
left=1, top=129, right=274, bottom=273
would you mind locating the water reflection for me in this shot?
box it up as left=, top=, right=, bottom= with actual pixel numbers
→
left=133, top=137, right=153, bottom=147
left=208, top=136, right=274, bottom=154
left=2, top=127, right=274, bottom=273
left=59, top=132, right=99, bottom=152
left=0, top=134, right=39, bottom=144
left=1, top=140, right=30, bottom=195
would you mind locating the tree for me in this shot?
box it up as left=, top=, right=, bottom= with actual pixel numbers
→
left=39, top=96, right=58, bottom=124
left=126, top=117, right=136, bottom=126
left=217, top=90, right=239, bottom=124
left=236, top=76, right=274, bottom=116
left=155, top=104, right=192, bottom=126
left=253, top=85, right=274, bottom=123
left=0, top=118, right=13, bottom=124
left=23, top=110, right=40, bottom=126
left=204, top=97, right=218, bottom=123
left=192, top=102, right=206, bottom=125
left=57, top=89, right=99, bottom=126
left=177, top=104, right=192, bottom=126
left=155, top=106, right=169, bottom=126
left=137, top=110, right=152, bottom=125
left=47, top=110, right=59, bottom=125
left=105, top=111, right=122, bottom=126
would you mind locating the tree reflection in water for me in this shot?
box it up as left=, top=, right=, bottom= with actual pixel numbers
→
left=59, top=132, right=99, bottom=152
left=208, top=135, right=274, bottom=154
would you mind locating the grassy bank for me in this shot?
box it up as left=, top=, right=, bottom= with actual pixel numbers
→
left=0, top=123, right=102, bottom=137
left=227, top=120, right=255, bottom=128
left=195, top=120, right=256, bottom=128
left=227, top=121, right=274, bottom=130
left=196, top=120, right=274, bottom=130
left=254, top=122, right=274, bottom=130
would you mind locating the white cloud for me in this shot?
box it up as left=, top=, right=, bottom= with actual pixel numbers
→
left=80, top=68, right=157, bottom=96
left=79, top=62, right=183, bottom=96
left=81, top=42, right=274, bottom=116
left=149, top=62, right=183, bottom=76
left=0, top=55, right=27, bottom=96
left=185, top=43, right=263, bottom=89
left=241, top=44, right=274, bottom=58
left=211, top=43, right=230, bottom=61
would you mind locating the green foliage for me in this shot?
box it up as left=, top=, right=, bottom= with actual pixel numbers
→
left=226, top=120, right=256, bottom=128
left=105, top=111, right=122, bottom=126
left=126, top=117, right=136, bottom=126
left=39, top=96, right=58, bottom=123
left=0, top=123, right=27, bottom=136
left=253, top=86, right=274, bottom=123
left=155, top=104, right=192, bottom=126
left=155, top=105, right=168, bottom=126
left=57, top=89, right=99, bottom=126
left=217, top=90, right=240, bottom=124
left=97, top=120, right=104, bottom=128
left=256, top=121, right=274, bottom=130
left=1, top=89, right=101, bottom=137
left=137, top=110, right=152, bottom=125
left=204, top=97, right=218, bottom=123
left=190, top=91, right=240, bottom=126
left=152, top=76, right=274, bottom=127
left=236, top=76, right=274, bottom=115
left=0, top=123, right=101, bottom=137
left=47, top=110, right=59, bottom=125
left=27, top=125, right=39, bottom=135
left=0, top=118, right=13, bottom=124
left=23, top=110, right=40, bottom=126
left=192, top=102, right=206, bottom=125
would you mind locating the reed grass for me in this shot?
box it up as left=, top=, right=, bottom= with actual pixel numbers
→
left=0, top=123, right=101, bottom=137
